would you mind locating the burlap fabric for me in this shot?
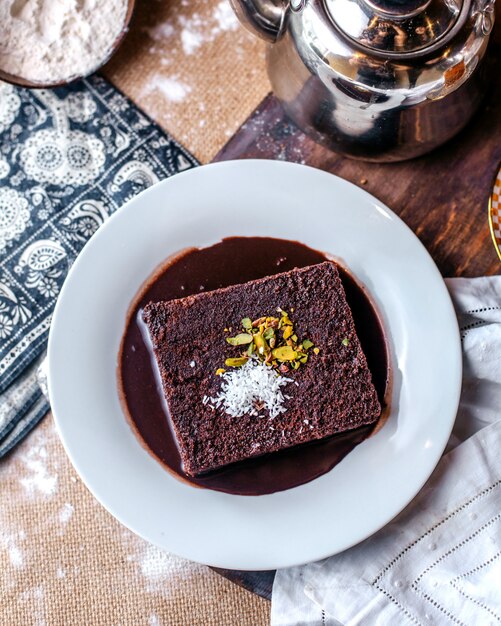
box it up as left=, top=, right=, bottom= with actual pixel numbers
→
left=104, top=0, right=271, bottom=163
left=1, top=1, right=271, bottom=624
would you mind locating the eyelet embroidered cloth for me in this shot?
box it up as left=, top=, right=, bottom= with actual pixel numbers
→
left=0, top=78, right=197, bottom=457
left=272, top=276, right=501, bottom=626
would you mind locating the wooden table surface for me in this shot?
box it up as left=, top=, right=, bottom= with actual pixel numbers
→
left=216, top=48, right=501, bottom=279
left=213, top=42, right=501, bottom=600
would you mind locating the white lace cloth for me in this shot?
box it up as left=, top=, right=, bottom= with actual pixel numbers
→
left=271, top=277, right=501, bottom=626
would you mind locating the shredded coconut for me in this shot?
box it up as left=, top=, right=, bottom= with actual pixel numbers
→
left=0, top=0, right=128, bottom=83
left=204, top=358, right=292, bottom=419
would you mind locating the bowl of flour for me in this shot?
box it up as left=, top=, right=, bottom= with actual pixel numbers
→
left=0, top=0, right=135, bottom=87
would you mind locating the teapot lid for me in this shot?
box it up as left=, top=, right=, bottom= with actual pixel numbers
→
left=324, top=0, right=463, bottom=55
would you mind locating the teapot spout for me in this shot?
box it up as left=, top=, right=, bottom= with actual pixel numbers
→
left=229, top=0, right=288, bottom=42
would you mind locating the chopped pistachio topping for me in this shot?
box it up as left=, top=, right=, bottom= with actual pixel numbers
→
left=222, top=310, right=317, bottom=373
left=272, top=346, right=297, bottom=361
left=226, top=333, right=253, bottom=346
left=342, top=337, right=350, bottom=347
left=241, top=317, right=252, bottom=331
left=225, top=357, right=249, bottom=367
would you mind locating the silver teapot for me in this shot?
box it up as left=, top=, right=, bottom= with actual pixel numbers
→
left=230, top=0, right=496, bottom=161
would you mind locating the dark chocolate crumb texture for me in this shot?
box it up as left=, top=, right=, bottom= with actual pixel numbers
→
left=142, top=262, right=381, bottom=476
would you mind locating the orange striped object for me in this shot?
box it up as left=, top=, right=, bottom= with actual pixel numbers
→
left=489, top=166, right=501, bottom=262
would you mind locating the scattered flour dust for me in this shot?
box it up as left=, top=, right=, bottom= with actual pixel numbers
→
left=213, top=1, right=239, bottom=32
left=140, top=544, right=190, bottom=581
left=58, top=502, right=74, bottom=525
left=20, top=585, right=46, bottom=626
left=56, top=566, right=66, bottom=579
left=0, top=530, right=25, bottom=568
left=0, top=0, right=129, bottom=83
left=142, top=0, right=240, bottom=106
left=143, top=76, right=192, bottom=103
left=146, top=21, right=175, bottom=42
left=145, top=0, right=239, bottom=56
left=128, top=542, right=206, bottom=595
left=19, top=439, right=58, bottom=498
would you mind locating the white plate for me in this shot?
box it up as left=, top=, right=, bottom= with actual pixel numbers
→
left=48, top=160, right=461, bottom=570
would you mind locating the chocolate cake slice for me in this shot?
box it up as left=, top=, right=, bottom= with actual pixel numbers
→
left=142, top=262, right=381, bottom=477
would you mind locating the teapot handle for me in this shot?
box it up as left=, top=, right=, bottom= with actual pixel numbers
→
left=229, top=0, right=289, bottom=42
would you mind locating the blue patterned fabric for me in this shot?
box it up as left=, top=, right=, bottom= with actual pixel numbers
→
left=0, top=75, right=198, bottom=456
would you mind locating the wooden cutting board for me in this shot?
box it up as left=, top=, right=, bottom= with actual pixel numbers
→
left=215, top=50, right=501, bottom=279
left=212, top=43, right=501, bottom=600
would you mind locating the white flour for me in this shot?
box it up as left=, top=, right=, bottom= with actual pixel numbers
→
left=0, top=0, right=128, bottom=83
left=0, top=531, right=24, bottom=568
left=145, top=0, right=239, bottom=57
left=58, top=502, right=74, bottom=525
left=19, top=442, right=58, bottom=497
left=142, top=75, right=192, bottom=103
left=132, top=542, right=203, bottom=595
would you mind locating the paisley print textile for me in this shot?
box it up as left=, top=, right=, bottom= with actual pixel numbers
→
left=0, top=75, right=198, bottom=455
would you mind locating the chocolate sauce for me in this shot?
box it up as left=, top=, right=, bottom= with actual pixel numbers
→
left=119, top=237, right=390, bottom=495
